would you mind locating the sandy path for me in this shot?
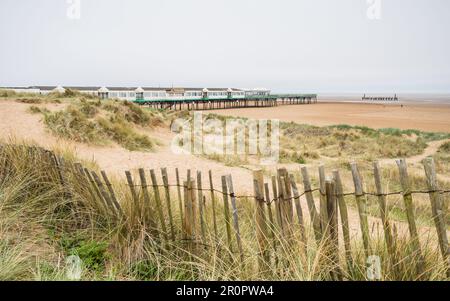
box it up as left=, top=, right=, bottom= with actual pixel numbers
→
left=209, top=101, right=450, bottom=133
left=377, top=139, right=450, bottom=166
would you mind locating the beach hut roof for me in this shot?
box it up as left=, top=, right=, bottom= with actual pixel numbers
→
left=98, top=86, right=109, bottom=93
left=135, top=87, right=145, bottom=93
left=202, top=88, right=209, bottom=92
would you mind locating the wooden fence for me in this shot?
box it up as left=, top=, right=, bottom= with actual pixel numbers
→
left=0, top=144, right=449, bottom=279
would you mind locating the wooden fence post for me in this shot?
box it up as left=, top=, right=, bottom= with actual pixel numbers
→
left=253, top=174, right=269, bottom=270
left=75, top=164, right=97, bottom=205
left=318, top=165, right=329, bottom=239
left=221, top=176, right=233, bottom=251
left=271, top=176, right=283, bottom=232
left=91, top=171, right=116, bottom=217
left=183, top=180, right=194, bottom=245
left=175, top=168, right=184, bottom=230
left=278, top=176, right=291, bottom=243
left=226, top=175, right=244, bottom=264
left=264, top=183, right=275, bottom=237
left=289, top=174, right=307, bottom=247
left=161, top=168, right=176, bottom=241
left=423, top=157, right=449, bottom=277
left=149, top=169, right=170, bottom=243
left=138, top=168, right=159, bottom=237
left=300, top=167, right=322, bottom=244
left=264, top=183, right=278, bottom=254
left=350, top=162, right=371, bottom=258
left=325, top=178, right=342, bottom=280
left=396, top=159, right=424, bottom=276
left=208, top=170, right=219, bottom=242
left=277, top=168, right=293, bottom=229
left=197, top=171, right=207, bottom=243
left=332, top=169, right=352, bottom=266
left=373, top=162, right=397, bottom=271
left=125, top=170, right=140, bottom=221
left=101, top=171, right=123, bottom=217
left=86, top=168, right=109, bottom=214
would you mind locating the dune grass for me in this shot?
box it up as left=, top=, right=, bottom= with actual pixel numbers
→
left=0, top=142, right=448, bottom=281
left=38, top=99, right=164, bottom=151
left=179, top=114, right=450, bottom=167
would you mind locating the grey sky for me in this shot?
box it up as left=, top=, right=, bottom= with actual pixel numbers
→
left=1, top=0, right=449, bottom=93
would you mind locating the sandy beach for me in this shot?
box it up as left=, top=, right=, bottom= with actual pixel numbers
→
left=209, top=101, right=450, bottom=133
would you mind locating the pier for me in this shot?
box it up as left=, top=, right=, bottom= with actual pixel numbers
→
left=133, top=94, right=318, bottom=110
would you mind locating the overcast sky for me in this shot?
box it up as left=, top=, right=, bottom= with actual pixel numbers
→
left=1, top=0, right=449, bottom=93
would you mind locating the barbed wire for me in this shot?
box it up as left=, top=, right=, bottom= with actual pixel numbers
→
left=124, top=182, right=450, bottom=205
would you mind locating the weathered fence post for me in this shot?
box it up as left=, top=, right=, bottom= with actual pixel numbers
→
left=253, top=173, right=269, bottom=270
left=264, top=182, right=278, bottom=259
left=277, top=168, right=294, bottom=231
left=264, top=183, right=276, bottom=238
left=318, top=165, right=329, bottom=239
left=396, top=159, right=425, bottom=276
left=149, top=169, right=170, bottom=243
left=138, top=168, right=159, bottom=237
left=125, top=170, right=140, bottom=221
left=52, top=155, right=71, bottom=200
left=161, top=168, right=176, bottom=241
left=300, top=167, right=322, bottom=244
left=221, top=176, right=233, bottom=251
left=101, top=171, right=123, bottom=217
left=332, top=170, right=352, bottom=266
left=74, top=164, right=95, bottom=203
left=289, top=174, right=307, bottom=247
left=226, top=175, right=244, bottom=264
left=91, top=170, right=116, bottom=217
left=175, top=168, right=184, bottom=230
left=350, top=162, right=371, bottom=258
left=423, top=157, right=449, bottom=276
left=271, top=176, right=283, bottom=233
left=86, top=168, right=109, bottom=214
left=208, top=170, right=219, bottom=241
left=183, top=180, right=195, bottom=247
left=373, top=162, right=397, bottom=271
left=197, top=171, right=207, bottom=243
left=325, top=177, right=342, bottom=280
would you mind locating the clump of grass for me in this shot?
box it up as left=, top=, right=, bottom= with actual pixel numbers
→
left=103, top=101, right=165, bottom=127
left=433, top=141, right=450, bottom=177
left=0, top=89, right=18, bottom=97
left=97, top=117, right=155, bottom=151
left=44, top=106, right=107, bottom=144
left=15, top=98, right=44, bottom=104
left=35, top=98, right=164, bottom=151
left=28, top=106, right=50, bottom=114
left=0, top=239, right=31, bottom=280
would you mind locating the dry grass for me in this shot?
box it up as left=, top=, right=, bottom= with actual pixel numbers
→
left=0, top=141, right=448, bottom=280
left=39, top=99, right=165, bottom=151
left=193, top=114, right=450, bottom=167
